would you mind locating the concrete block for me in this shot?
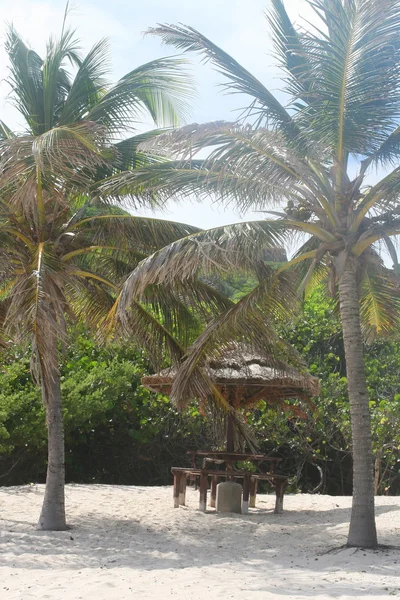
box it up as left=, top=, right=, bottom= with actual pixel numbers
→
left=216, top=481, right=242, bottom=513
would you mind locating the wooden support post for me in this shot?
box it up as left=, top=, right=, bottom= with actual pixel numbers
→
left=210, top=476, right=219, bottom=508
left=226, top=410, right=234, bottom=453
left=274, top=479, right=285, bottom=514
left=190, top=454, right=197, bottom=488
left=173, top=472, right=181, bottom=508
left=249, top=477, right=258, bottom=508
left=242, top=474, right=251, bottom=514
left=199, top=471, right=208, bottom=512
left=179, top=473, right=187, bottom=506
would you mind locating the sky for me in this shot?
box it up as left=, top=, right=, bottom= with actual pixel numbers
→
left=0, top=0, right=319, bottom=232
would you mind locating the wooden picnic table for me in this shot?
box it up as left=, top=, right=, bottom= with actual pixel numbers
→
left=172, top=450, right=288, bottom=514
left=188, top=450, right=281, bottom=469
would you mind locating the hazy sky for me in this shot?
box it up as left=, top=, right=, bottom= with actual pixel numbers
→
left=0, top=1, right=350, bottom=235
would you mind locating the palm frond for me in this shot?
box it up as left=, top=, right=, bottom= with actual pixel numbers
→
left=299, top=0, right=400, bottom=162
left=112, top=130, right=169, bottom=170
left=65, top=276, right=115, bottom=328
left=117, top=219, right=289, bottom=313
left=147, top=23, right=299, bottom=137
left=0, top=121, right=15, bottom=139
left=116, top=298, right=185, bottom=367
left=41, top=28, right=80, bottom=131
left=99, top=125, right=320, bottom=211
left=0, top=123, right=112, bottom=217
left=352, top=165, right=400, bottom=231
left=60, top=38, right=110, bottom=125
left=68, top=213, right=200, bottom=252
left=5, top=26, right=45, bottom=133
left=362, top=126, right=400, bottom=170
left=267, top=0, right=313, bottom=103
left=360, top=261, right=400, bottom=343
left=87, top=57, right=193, bottom=133
left=168, top=270, right=303, bottom=407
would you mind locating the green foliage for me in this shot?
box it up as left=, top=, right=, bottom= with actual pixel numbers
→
left=204, top=273, right=258, bottom=302
left=0, top=330, right=211, bottom=485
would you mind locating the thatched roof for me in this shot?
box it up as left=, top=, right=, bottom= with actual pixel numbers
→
left=142, top=346, right=320, bottom=408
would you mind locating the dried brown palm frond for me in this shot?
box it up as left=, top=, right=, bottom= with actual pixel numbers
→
left=163, top=270, right=305, bottom=409
left=117, top=220, right=289, bottom=315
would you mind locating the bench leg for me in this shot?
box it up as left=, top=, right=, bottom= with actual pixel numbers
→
left=249, top=478, right=257, bottom=508
left=210, top=476, right=219, bottom=508
left=274, top=480, right=285, bottom=514
left=179, top=474, right=187, bottom=506
left=199, top=471, right=208, bottom=512
left=190, top=456, right=197, bottom=488
left=242, top=474, right=251, bottom=514
left=173, top=472, right=181, bottom=508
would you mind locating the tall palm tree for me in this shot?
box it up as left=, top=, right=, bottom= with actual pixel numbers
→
left=102, top=0, right=400, bottom=547
left=0, top=21, right=214, bottom=530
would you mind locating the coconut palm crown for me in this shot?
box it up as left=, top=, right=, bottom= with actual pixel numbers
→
left=102, top=0, right=400, bottom=548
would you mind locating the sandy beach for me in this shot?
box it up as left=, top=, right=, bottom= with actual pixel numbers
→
left=1, top=484, right=400, bottom=599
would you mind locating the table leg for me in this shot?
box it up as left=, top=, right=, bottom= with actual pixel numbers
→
left=173, top=472, right=181, bottom=508
left=242, top=474, right=250, bottom=514
left=274, top=479, right=285, bottom=514
left=210, top=476, right=219, bottom=508
left=179, top=473, right=187, bottom=506
left=199, top=471, right=208, bottom=512
left=249, top=478, right=257, bottom=508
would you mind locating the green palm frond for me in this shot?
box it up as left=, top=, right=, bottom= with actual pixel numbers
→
left=5, top=26, right=45, bottom=133
left=87, top=57, right=193, bottom=133
left=41, top=28, right=80, bottom=132
left=360, top=261, right=400, bottom=343
left=68, top=213, right=200, bottom=252
left=147, top=23, right=299, bottom=136
left=362, top=126, right=400, bottom=170
left=112, top=130, right=168, bottom=170
left=65, top=276, right=115, bottom=327
left=0, top=121, right=15, bottom=140
left=0, top=125, right=110, bottom=215
left=299, top=0, right=400, bottom=162
left=267, top=0, right=313, bottom=103
left=59, top=38, right=110, bottom=125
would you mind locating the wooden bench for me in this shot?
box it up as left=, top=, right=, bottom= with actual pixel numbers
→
left=171, top=467, right=289, bottom=514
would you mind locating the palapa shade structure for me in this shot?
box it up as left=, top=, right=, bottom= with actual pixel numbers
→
left=142, top=345, right=320, bottom=452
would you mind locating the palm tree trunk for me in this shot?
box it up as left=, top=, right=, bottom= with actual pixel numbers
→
left=37, top=331, right=67, bottom=531
left=338, top=259, right=377, bottom=548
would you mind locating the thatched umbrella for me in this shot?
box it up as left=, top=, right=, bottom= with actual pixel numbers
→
left=142, top=344, right=320, bottom=452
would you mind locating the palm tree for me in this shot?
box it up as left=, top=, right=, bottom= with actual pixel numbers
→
left=102, top=0, right=400, bottom=547
left=0, top=20, right=213, bottom=530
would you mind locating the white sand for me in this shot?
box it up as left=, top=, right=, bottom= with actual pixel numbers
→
left=1, top=485, right=400, bottom=599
